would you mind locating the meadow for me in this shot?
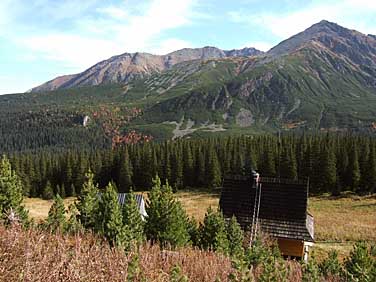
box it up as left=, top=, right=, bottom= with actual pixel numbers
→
left=24, top=191, right=376, bottom=260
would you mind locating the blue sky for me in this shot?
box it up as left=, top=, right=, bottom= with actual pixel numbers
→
left=0, top=0, right=375, bottom=94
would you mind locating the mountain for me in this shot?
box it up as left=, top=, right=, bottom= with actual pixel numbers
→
left=30, top=46, right=263, bottom=92
left=1, top=20, right=376, bottom=152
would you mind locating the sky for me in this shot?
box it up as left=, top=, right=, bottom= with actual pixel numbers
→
left=0, top=0, right=375, bottom=94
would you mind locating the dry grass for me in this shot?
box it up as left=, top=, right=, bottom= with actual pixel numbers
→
left=23, top=191, right=376, bottom=260
left=308, top=193, right=376, bottom=242
left=0, top=225, right=311, bottom=282
left=0, top=225, right=233, bottom=282
left=175, top=190, right=220, bottom=222
left=23, top=197, right=76, bottom=222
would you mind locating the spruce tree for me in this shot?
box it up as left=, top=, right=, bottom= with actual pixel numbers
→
left=348, top=147, right=361, bottom=191
left=76, top=170, right=99, bottom=229
left=118, top=147, right=133, bottom=192
left=199, top=207, right=229, bottom=254
left=183, top=144, right=194, bottom=187
left=206, top=146, right=222, bottom=188
left=45, top=194, right=66, bottom=233
left=95, top=182, right=128, bottom=248
left=345, top=241, right=374, bottom=281
left=0, top=155, right=29, bottom=225
left=42, top=181, right=54, bottom=200
left=321, top=146, right=337, bottom=194
left=122, top=190, right=144, bottom=246
left=226, top=215, right=244, bottom=257
left=145, top=176, right=189, bottom=247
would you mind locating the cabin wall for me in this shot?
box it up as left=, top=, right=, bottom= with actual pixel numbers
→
left=277, top=238, right=304, bottom=258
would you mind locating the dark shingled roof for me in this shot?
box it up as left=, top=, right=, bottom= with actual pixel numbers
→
left=220, top=175, right=314, bottom=242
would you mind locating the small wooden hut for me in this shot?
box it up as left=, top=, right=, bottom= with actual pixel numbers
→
left=220, top=172, right=314, bottom=260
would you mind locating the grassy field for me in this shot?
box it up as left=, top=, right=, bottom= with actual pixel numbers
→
left=24, top=191, right=376, bottom=259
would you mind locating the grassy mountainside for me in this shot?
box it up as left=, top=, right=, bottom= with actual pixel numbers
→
left=1, top=21, right=376, bottom=151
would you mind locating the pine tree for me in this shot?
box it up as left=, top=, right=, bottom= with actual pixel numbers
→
left=348, top=147, right=361, bottom=192
left=280, top=146, right=297, bottom=180
left=345, top=241, right=374, bottom=281
left=118, top=147, right=133, bottom=192
left=206, top=146, right=222, bottom=188
left=227, top=215, right=244, bottom=257
left=183, top=144, right=194, bottom=187
left=199, top=207, right=229, bottom=254
left=76, top=170, right=99, bottom=229
left=60, top=183, right=66, bottom=198
left=0, top=155, right=29, bottom=225
left=145, top=176, right=189, bottom=247
left=321, top=146, right=337, bottom=194
left=95, top=182, right=128, bottom=248
left=42, top=181, right=54, bottom=200
left=45, top=194, right=66, bottom=233
left=122, top=190, right=144, bottom=246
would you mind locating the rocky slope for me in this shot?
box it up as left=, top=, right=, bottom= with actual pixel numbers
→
left=4, top=20, right=375, bottom=144
left=30, top=47, right=262, bottom=92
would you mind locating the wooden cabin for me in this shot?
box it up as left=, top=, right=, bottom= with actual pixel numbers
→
left=220, top=172, right=314, bottom=260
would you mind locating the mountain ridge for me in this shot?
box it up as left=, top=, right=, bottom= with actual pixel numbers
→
left=30, top=46, right=263, bottom=92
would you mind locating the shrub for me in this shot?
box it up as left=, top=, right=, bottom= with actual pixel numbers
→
left=319, top=250, right=344, bottom=278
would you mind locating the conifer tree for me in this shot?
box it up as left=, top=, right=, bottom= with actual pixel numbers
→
left=321, top=146, right=337, bottom=194
left=122, top=190, right=144, bottom=246
left=199, top=207, right=229, bottom=254
left=45, top=194, right=66, bottom=233
left=76, top=170, right=99, bottom=229
left=42, top=181, right=54, bottom=200
left=195, top=147, right=206, bottom=187
left=206, top=146, right=222, bottom=188
left=60, top=183, right=66, bottom=198
left=0, top=155, right=29, bottom=225
left=280, top=146, right=297, bottom=180
left=345, top=241, right=374, bottom=281
left=183, top=144, right=194, bottom=187
left=95, top=182, right=128, bottom=248
left=348, top=147, right=361, bottom=191
left=118, top=147, right=133, bottom=192
left=145, top=176, right=189, bottom=247
left=171, top=150, right=183, bottom=190
left=226, top=215, right=244, bottom=257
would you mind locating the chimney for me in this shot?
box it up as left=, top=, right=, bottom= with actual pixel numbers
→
left=251, top=170, right=260, bottom=188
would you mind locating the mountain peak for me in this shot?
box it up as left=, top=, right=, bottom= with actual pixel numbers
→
left=267, top=20, right=376, bottom=63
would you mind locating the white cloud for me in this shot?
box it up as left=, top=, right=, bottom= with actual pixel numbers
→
left=229, top=0, right=376, bottom=39
left=16, top=0, right=198, bottom=70
left=19, top=34, right=121, bottom=70
left=246, top=42, right=273, bottom=52
left=151, top=38, right=194, bottom=55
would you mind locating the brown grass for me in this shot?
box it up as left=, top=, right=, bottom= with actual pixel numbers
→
left=23, top=191, right=376, bottom=260
left=23, top=197, right=76, bottom=222
left=308, top=193, right=376, bottom=242
left=0, top=225, right=312, bottom=282
left=0, top=225, right=233, bottom=282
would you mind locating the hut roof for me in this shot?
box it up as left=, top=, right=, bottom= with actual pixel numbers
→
left=117, top=193, right=148, bottom=219
left=219, top=175, right=314, bottom=242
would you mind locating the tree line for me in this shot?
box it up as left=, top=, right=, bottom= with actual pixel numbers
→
left=4, top=133, right=376, bottom=198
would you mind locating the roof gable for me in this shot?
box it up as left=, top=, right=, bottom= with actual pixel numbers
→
left=220, top=175, right=314, bottom=242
